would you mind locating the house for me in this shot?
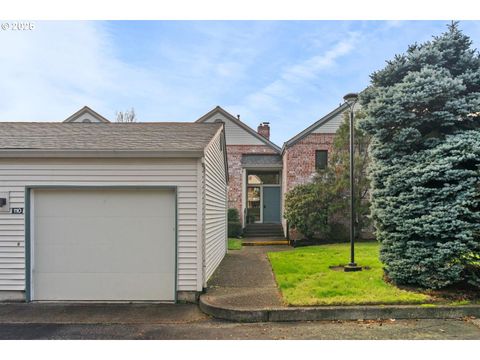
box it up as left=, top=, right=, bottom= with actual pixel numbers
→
left=0, top=102, right=349, bottom=303
left=0, top=113, right=228, bottom=302
left=196, top=104, right=349, bottom=238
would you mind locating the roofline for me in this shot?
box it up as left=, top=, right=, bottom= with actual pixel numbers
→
left=241, top=164, right=283, bottom=169
left=196, top=106, right=281, bottom=153
left=281, top=103, right=349, bottom=154
left=0, top=149, right=205, bottom=158
left=204, top=124, right=229, bottom=183
left=63, top=106, right=111, bottom=123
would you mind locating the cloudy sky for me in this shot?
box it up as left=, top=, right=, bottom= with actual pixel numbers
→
left=1, top=20, right=479, bottom=145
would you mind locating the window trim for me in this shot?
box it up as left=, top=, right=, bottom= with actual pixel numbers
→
left=315, top=150, right=328, bottom=170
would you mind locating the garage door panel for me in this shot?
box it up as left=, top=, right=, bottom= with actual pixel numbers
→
left=34, top=218, right=175, bottom=273
left=31, top=188, right=176, bottom=301
left=34, top=272, right=174, bottom=301
left=34, top=190, right=175, bottom=218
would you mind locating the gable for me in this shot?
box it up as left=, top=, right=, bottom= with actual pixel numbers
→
left=202, top=112, right=265, bottom=146
left=283, top=103, right=350, bottom=151
left=63, top=106, right=111, bottom=123
left=197, top=107, right=281, bottom=152
left=312, top=109, right=346, bottom=134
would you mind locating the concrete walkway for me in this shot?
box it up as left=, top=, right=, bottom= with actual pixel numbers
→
left=203, top=246, right=289, bottom=309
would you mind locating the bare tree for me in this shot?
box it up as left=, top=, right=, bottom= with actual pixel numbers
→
left=116, top=108, right=137, bottom=123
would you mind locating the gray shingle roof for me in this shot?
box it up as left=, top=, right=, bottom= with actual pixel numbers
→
left=241, top=154, right=283, bottom=167
left=0, top=122, right=222, bottom=153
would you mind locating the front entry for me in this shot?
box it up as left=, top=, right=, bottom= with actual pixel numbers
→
left=246, top=170, right=281, bottom=224
left=263, top=187, right=281, bottom=223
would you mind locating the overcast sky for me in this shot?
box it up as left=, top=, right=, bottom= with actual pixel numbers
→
left=1, top=20, right=479, bottom=145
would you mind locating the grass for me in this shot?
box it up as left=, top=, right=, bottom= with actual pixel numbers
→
left=267, top=242, right=432, bottom=306
left=228, top=238, right=243, bottom=250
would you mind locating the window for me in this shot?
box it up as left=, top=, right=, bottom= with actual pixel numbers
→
left=247, top=172, right=280, bottom=185
left=315, top=150, right=328, bottom=170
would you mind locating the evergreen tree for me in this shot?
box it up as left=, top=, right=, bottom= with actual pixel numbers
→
left=360, top=23, right=480, bottom=289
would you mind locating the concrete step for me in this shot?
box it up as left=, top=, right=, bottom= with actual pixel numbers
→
left=244, top=224, right=284, bottom=238
left=242, top=239, right=290, bottom=246
left=244, top=233, right=285, bottom=238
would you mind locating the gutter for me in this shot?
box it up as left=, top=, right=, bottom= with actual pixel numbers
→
left=0, top=150, right=205, bottom=158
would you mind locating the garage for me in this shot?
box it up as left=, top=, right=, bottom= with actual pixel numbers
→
left=29, top=188, right=176, bottom=301
left=0, top=121, right=228, bottom=303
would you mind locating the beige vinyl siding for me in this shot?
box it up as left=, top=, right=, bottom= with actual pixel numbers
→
left=312, top=110, right=346, bottom=134
left=202, top=113, right=265, bottom=146
left=0, top=157, right=201, bottom=292
left=203, top=131, right=227, bottom=282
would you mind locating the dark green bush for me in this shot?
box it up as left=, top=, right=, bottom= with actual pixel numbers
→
left=228, top=208, right=240, bottom=222
left=325, top=222, right=349, bottom=243
left=228, top=221, right=242, bottom=238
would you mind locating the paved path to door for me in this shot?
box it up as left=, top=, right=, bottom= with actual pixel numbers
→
left=203, top=245, right=290, bottom=309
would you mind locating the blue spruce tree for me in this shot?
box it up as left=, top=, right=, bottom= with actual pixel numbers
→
left=360, top=23, right=480, bottom=289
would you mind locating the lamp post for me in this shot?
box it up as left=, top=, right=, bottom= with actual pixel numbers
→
left=343, top=92, right=362, bottom=272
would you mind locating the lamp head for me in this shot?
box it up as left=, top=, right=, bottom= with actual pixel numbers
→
left=343, top=92, right=359, bottom=106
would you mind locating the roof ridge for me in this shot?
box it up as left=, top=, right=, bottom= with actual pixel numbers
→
left=195, top=106, right=281, bottom=153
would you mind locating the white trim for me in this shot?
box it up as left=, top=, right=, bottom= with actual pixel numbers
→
left=241, top=168, right=247, bottom=228
left=29, top=191, right=35, bottom=300
left=197, top=158, right=205, bottom=290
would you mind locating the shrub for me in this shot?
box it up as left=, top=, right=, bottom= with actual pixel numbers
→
left=228, top=222, right=242, bottom=238
left=284, top=176, right=340, bottom=239
left=227, top=208, right=242, bottom=238
left=228, top=208, right=240, bottom=222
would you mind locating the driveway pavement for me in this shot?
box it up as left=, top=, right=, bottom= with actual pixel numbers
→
left=0, top=302, right=207, bottom=324
left=204, top=246, right=288, bottom=309
left=0, top=317, right=479, bottom=339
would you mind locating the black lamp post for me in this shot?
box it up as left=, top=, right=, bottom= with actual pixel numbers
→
left=343, top=92, right=362, bottom=272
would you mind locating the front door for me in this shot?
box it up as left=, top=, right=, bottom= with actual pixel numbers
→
left=263, top=187, right=281, bottom=223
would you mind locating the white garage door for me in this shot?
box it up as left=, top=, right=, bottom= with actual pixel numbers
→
left=30, top=188, right=176, bottom=301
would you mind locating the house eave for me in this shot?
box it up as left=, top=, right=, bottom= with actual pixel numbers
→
left=0, top=149, right=205, bottom=158
left=241, top=164, right=283, bottom=170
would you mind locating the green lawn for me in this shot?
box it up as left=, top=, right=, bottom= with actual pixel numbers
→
left=228, top=238, right=243, bottom=250
left=268, top=242, right=431, bottom=306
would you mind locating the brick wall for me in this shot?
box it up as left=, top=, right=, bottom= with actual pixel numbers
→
left=284, top=133, right=335, bottom=192
left=226, top=144, right=278, bottom=224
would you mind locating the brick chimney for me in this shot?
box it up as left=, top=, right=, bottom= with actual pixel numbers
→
left=257, top=122, right=270, bottom=140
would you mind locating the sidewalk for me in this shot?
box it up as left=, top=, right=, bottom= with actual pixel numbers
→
left=202, top=246, right=288, bottom=309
